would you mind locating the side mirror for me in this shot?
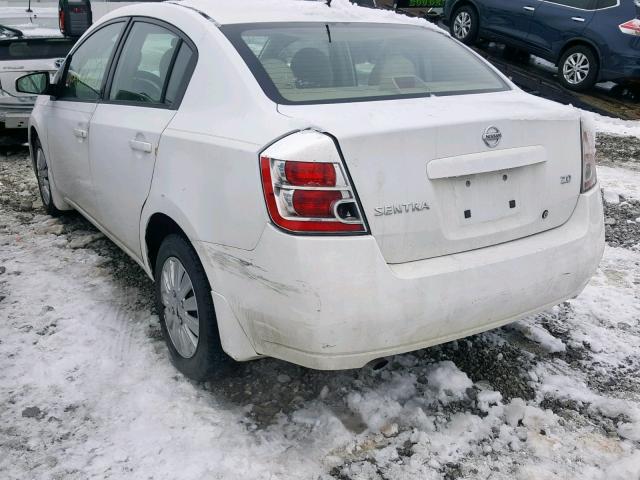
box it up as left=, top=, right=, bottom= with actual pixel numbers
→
left=15, top=72, right=51, bottom=95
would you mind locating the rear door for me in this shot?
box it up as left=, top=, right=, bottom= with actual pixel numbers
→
left=479, top=0, right=539, bottom=44
left=89, top=19, right=196, bottom=258
left=527, top=0, right=596, bottom=57
left=46, top=20, right=126, bottom=219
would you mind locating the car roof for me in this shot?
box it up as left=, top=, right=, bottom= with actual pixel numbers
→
left=175, top=0, right=441, bottom=28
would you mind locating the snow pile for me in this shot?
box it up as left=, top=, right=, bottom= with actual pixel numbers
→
left=598, top=166, right=640, bottom=202
left=512, top=319, right=567, bottom=353
left=583, top=111, right=640, bottom=138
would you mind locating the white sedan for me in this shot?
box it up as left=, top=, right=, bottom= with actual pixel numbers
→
left=16, top=0, right=604, bottom=380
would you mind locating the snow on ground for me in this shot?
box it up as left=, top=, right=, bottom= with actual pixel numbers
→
left=1, top=136, right=639, bottom=479
left=599, top=166, right=640, bottom=203
left=584, top=111, right=640, bottom=138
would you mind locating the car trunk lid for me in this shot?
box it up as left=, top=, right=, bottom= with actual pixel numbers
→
left=278, top=91, right=583, bottom=264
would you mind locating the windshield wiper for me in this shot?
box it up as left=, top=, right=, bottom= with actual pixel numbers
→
left=0, top=24, right=25, bottom=38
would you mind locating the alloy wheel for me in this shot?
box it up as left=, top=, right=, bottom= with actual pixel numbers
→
left=453, top=11, right=472, bottom=39
left=563, top=52, right=590, bottom=86
left=161, top=257, right=200, bottom=359
left=36, top=148, right=51, bottom=206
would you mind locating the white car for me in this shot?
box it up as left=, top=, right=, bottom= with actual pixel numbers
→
left=18, top=0, right=604, bottom=380
left=0, top=10, right=74, bottom=139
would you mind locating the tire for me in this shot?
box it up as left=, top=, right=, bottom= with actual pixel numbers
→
left=33, top=138, right=63, bottom=217
left=451, top=5, right=479, bottom=45
left=558, top=45, right=599, bottom=92
left=155, top=233, right=233, bottom=381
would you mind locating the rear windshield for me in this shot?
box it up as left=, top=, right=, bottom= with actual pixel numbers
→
left=0, top=37, right=75, bottom=61
left=222, top=22, right=508, bottom=105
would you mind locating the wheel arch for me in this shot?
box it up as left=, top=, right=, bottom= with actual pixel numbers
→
left=144, top=212, right=193, bottom=279
left=558, top=38, right=602, bottom=66
left=449, top=0, right=480, bottom=22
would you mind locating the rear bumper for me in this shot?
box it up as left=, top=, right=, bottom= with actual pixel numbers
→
left=199, top=186, right=604, bottom=370
left=0, top=104, right=33, bottom=129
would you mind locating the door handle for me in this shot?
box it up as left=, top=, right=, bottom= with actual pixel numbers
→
left=73, top=128, right=88, bottom=139
left=571, top=16, right=585, bottom=22
left=523, top=6, right=535, bottom=11
left=129, top=139, right=153, bottom=153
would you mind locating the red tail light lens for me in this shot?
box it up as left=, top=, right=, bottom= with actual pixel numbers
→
left=285, top=161, right=336, bottom=187
left=619, top=19, right=640, bottom=36
left=292, top=190, right=342, bottom=217
left=259, top=130, right=367, bottom=234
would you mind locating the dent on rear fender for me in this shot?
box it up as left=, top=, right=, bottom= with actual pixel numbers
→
left=202, top=244, right=322, bottom=312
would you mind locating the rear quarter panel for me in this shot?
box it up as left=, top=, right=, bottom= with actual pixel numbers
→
left=141, top=26, right=300, bottom=265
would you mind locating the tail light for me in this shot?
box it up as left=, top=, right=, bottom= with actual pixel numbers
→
left=619, top=19, right=640, bottom=36
left=260, top=130, right=367, bottom=234
left=580, top=119, right=597, bottom=193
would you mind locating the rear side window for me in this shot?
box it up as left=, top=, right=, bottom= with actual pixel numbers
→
left=0, top=38, right=75, bottom=61
left=109, top=22, right=180, bottom=104
left=222, top=23, right=508, bottom=105
left=59, top=21, right=125, bottom=101
left=164, top=42, right=194, bottom=107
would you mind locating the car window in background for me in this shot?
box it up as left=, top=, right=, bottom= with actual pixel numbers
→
left=109, top=22, right=180, bottom=104
left=223, top=23, right=509, bottom=105
left=0, top=37, right=75, bottom=61
left=59, top=22, right=125, bottom=101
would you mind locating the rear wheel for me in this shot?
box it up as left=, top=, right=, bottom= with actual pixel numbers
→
left=451, top=5, right=479, bottom=45
left=33, top=138, right=62, bottom=217
left=155, top=234, right=233, bottom=381
left=558, top=45, right=599, bottom=92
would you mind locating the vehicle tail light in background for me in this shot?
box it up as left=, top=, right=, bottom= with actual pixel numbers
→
left=580, top=119, right=597, bottom=193
left=619, top=19, right=640, bottom=36
left=260, top=130, right=367, bottom=234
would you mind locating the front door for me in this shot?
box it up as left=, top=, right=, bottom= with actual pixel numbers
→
left=481, top=0, right=539, bottom=44
left=90, top=20, right=195, bottom=258
left=527, top=0, right=596, bottom=56
left=47, top=21, right=126, bottom=219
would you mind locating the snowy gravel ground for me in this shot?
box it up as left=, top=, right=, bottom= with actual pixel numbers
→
left=1, top=134, right=639, bottom=480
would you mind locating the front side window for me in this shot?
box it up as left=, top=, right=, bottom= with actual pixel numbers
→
left=222, top=23, right=509, bottom=105
left=59, top=21, right=124, bottom=101
left=109, top=22, right=181, bottom=104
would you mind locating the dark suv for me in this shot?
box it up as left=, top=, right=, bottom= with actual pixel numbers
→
left=444, top=0, right=640, bottom=91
